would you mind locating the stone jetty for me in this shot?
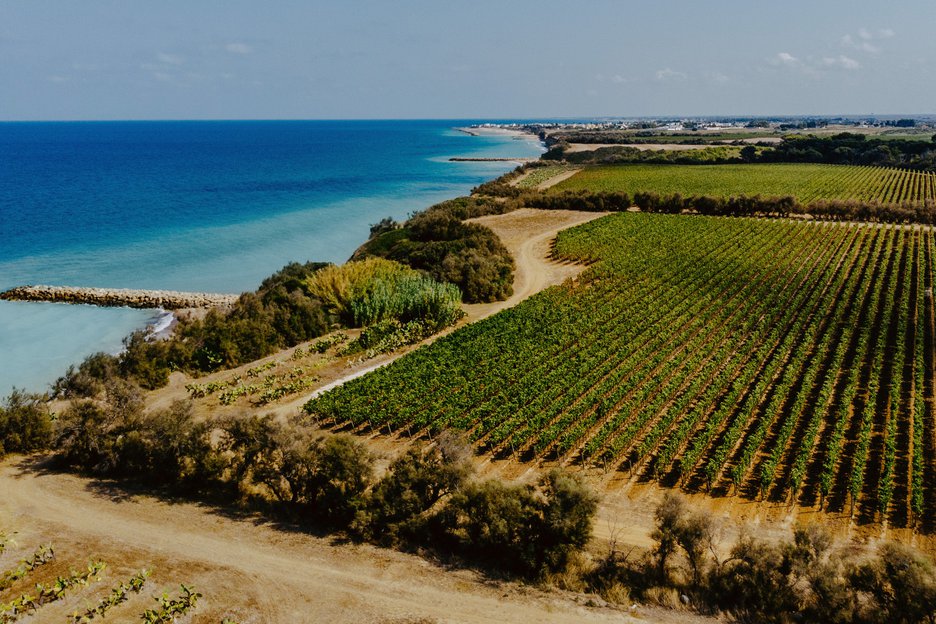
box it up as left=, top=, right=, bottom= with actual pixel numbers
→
left=0, top=285, right=239, bottom=310
left=448, top=157, right=535, bottom=162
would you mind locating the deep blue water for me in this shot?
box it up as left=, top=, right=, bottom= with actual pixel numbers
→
left=0, top=120, right=543, bottom=394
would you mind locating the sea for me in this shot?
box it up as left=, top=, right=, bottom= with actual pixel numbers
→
left=0, top=120, right=544, bottom=395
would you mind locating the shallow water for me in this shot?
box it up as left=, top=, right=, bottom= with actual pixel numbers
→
left=0, top=120, right=542, bottom=394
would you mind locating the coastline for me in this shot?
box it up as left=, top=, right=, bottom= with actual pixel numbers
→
left=454, top=124, right=539, bottom=142
left=0, top=122, right=543, bottom=394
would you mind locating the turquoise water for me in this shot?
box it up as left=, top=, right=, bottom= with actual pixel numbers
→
left=0, top=121, right=542, bottom=394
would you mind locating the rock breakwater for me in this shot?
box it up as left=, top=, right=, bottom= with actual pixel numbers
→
left=0, top=285, right=239, bottom=310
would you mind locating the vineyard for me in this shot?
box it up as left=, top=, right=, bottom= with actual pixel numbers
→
left=306, top=213, right=936, bottom=529
left=551, top=163, right=936, bottom=205
left=514, top=165, right=576, bottom=189
left=0, top=530, right=213, bottom=623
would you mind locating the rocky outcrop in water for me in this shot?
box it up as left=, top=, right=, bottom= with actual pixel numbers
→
left=0, top=285, right=239, bottom=310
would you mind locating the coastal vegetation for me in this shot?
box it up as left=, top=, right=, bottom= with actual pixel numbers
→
left=306, top=213, right=935, bottom=528
left=353, top=196, right=515, bottom=302
left=53, top=258, right=464, bottom=393
left=0, top=391, right=52, bottom=458
left=7, top=122, right=936, bottom=622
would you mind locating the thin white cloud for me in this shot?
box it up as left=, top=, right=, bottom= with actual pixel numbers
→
left=822, top=55, right=861, bottom=70
left=705, top=71, right=730, bottom=84
left=841, top=34, right=879, bottom=54
left=225, top=42, right=252, bottom=55
left=841, top=28, right=894, bottom=54
left=156, top=52, right=185, bottom=65
left=611, top=74, right=627, bottom=84
left=770, top=50, right=860, bottom=75
left=773, top=52, right=799, bottom=66
left=655, top=67, right=687, bottom=81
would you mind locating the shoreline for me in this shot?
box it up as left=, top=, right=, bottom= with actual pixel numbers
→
left=2, top=126, right=542, bottom=394
left=454, top=124, right=541, bottom=142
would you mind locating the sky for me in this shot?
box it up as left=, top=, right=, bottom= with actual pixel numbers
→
left=2, top=0, right=935, bottom=120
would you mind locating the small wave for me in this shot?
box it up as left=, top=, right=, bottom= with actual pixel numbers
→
left=147, top=308, right=175, bottom=337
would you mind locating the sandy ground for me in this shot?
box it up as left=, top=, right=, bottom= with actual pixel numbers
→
left=0, top=457, right=716, bottom=624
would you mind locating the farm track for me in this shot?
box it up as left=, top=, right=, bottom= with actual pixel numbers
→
left=0, top=460, right=657, bottom=624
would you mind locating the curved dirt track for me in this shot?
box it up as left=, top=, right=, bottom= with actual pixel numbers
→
left=0, top=458, right=647, bottom=624
left=301, top=208, right=609, bottom=404
left=463, top=208, right=608, bottom=321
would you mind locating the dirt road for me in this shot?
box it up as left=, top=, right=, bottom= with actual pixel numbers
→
left=463, top=209, right=608, bottom=321
left=0, top=457, right=702, bottom=624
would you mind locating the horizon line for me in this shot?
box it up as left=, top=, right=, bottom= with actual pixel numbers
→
left=1, top=113, right=935, bottom=124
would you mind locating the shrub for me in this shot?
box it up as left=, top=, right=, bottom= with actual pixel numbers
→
left=305, top=258, right=408, bottom=323
left=369, top=217, right=400, bottom=239
left=52, top=352, right=119, bottom=398
left=650, top=492, right=717, bottom=588
left=851, top=542, right=936, bottom=624
left=0, top=390, right=53, bottom=456
left=353, top=201, right=515, bottom=303
left=708, top=533, right=799, bottom=623
left=355, top=437, right=472, bottom=545
left=243, top=421, right=374, bottom=527
left=55, top=400, right=123, bottom=472
left=304, top=434, right=375, bottom=526
left=435, top=469, right=597, bottom=578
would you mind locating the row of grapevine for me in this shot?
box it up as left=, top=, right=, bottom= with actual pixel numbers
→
left=0, top=537, right=208, bottom=623
left=305, top=213, right=936, bottom=528
left=553, top=163, right=936, bottom=205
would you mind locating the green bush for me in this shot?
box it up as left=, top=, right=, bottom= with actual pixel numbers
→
left=850, top=543, right=936, bottom=624
left=353, top=199, right=515, bottom=304
left=355, top=437, right=471, bottom=545
left=53, top=352, right=119, bottom=398
left=0, top=390, right=53, bottom=457
left=228, top=416, right=375, bottom=526
left=350, top=273, right=463, bottom=330
left=436, top=469, right=597, bottom=578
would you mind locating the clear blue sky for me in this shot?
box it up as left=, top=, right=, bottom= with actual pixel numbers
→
left=2, top=0, right=934, bottom=120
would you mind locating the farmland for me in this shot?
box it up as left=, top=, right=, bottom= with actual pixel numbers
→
left=306, top=213, right=936, bottom=529
left=0, top=528, right=204, bottom=623
left=551, top=163, right=936, bottom=204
